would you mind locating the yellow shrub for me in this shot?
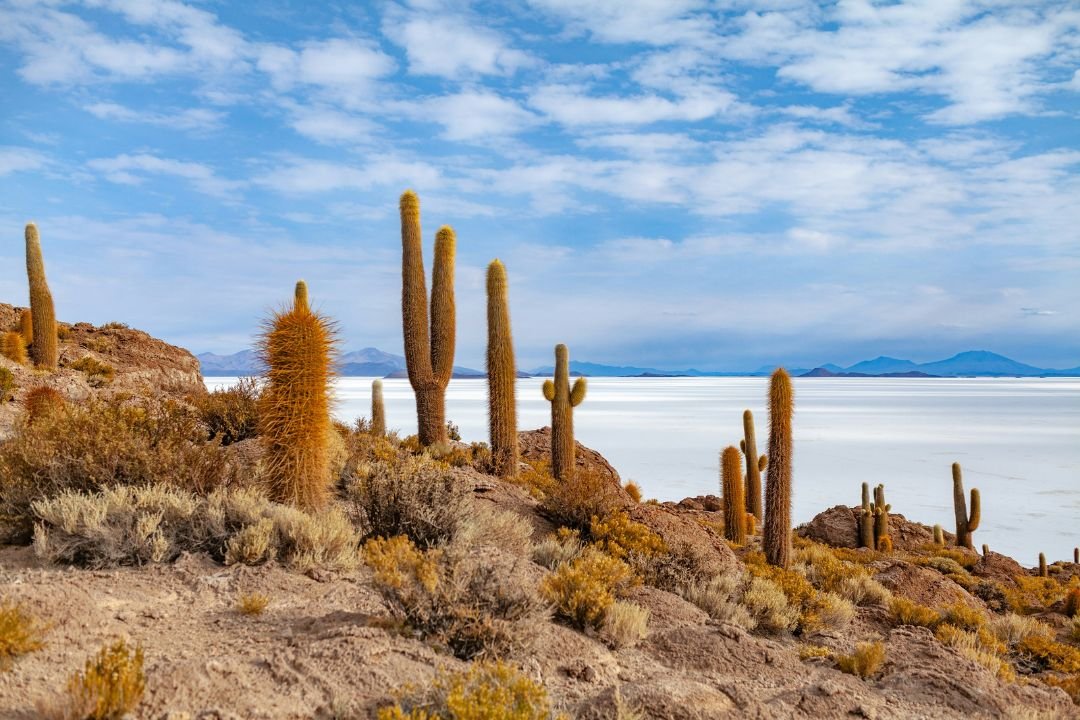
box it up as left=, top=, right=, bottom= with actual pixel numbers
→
left=889, top=596, right=940, bottom=629
left=1017, top=635, right=1080, bottom=673
left=69, top=356, right=115, bottom=386
left=0, top=601, right=46, bottom=670
left=589, top=511, right=666, bottom=562
left=540, top=468, right=622, bottom=532
left=364, top=535, right=441, bottom=594
left=1043, top=674, right=1080, bottom=704
left=60, top=639, right=145, bottom=720
left=935, top=624, right=1014, bottom=681
left=623, top=482, right=642, bottom=503
left=540, top=548, right=636, bottom=630
left=799, top=644, right=832, bottom=660
left=746, top=550, right=840, bottom=632
left=237, top=592, right=270, bottom=616
left=1005, top=576, right=1075, bottom=614
left=836, top=641, right=885, bottom=679
left=377, top=661, right=567, bottom=720
left=941, top=602, right=985, bottom=632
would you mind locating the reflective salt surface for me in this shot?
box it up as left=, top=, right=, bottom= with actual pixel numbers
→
left=206, top=376, right=1080, bottom=564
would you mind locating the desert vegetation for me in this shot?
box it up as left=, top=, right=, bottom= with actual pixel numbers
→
left=1, top=202, right=1078, bottom=717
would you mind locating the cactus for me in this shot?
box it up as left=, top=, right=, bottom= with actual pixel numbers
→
left=257, top=281, right=338, bottom=510
left=721, top=446, right=746, bottom=545
left=1075, top=547, right=1079, bottom=565
left=371, top=379, right=386, bottom=437
left=294, top=280, right=309, bottom=313
left=742, top=410, right=766, bottom=523
left=23, top=385, right=64, bottom=423
left=873, top=484, right=891, bottom=551
left=399, top=191, right=456, bottom=447
left=982, top=544, right=990, bottom=557
left=1039, top=553, right=1048, bottom=577
left=542, top=344, right=586, bottom=481
left=1065, top=587, right=1080, bottom=618
left=486, top=259, right=518, bottom=477
left=858, top=483, right=874, bottom=549
left=951, top=462, right=981, bottom=549
left=933, top=524, right=944, bottom=546
left=763, top=368, right=793, bottom=569
left=1, top=331, right=28, bottom=365
left=19, top=309, right=32, bottom=345
left=746, top=512, right=757, bottom=536
left=25, top=223, right=58, bottom=369
left=878, top=535, right=893, bottom=552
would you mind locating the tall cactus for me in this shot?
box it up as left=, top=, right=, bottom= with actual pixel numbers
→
left=873, top=484, right=891, bottom=550
left=25, top=223, right=57, bottom=369
left=486, top=259, right=518, bottom=477
left=763, top=368, right=793, bottom=569
left=1039, top=553, right=1048, bottom=577
left=741, top=410, right=766, bottom=523
left=400, top=191, right=456, bottom=446
left=721, top=446, right=746, bottom=545
left=371, top=379, right=386, bottom=437
left=258, top=280, right=337, bottom=509
left=858, top=482, right=874, bottom=549
left=952, top=462, right=981, bottom=549
left=542, top=344, right=586, bottom=481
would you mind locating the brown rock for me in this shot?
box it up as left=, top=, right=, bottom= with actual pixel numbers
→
left=874, top=560, right=982, bottom=610
left=519, top=427, right=623, bottom=488
left=798, top=505, right=939, bottom=551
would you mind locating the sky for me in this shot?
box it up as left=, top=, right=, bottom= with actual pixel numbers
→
left=1, top=0, right=1079, bottom=372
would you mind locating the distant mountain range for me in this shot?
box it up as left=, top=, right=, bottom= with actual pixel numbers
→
left=197, top=348, right=1080, bottom=378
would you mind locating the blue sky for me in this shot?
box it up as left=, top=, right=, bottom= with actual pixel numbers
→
left=1, top=0, right=1078, bottom=371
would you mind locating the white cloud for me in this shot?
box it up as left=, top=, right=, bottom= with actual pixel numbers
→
left=0, top=146, right=48, bottom=176
left=282, top=105, right=380, bottom=145
left=84, top=102, right=225, bottom=131
left=255, top=157, right=440, bottom=194
left=383, top=9, right=533, bottom=78
left=528, top=0, right=713, bottom=45
left=422, top=91, right=539, bottom=140
left=778, top=103, right=872, bottom=129
left=87, top=153, right=243, bottom=198
left=529, top=84, right=737, bottom=125
left=256, top=39, right=396, bottom=94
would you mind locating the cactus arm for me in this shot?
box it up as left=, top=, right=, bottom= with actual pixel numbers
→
left=570, top=377, right=587, bottom=407
left=542, top=380, right=555, bottom=402
left=967, top=488, right=980, bottom=532
left=294, top=280, right=309, bottom=313
left=430, top=225, right=456, bottom=386
left=758, top=455, right=767, bottom=472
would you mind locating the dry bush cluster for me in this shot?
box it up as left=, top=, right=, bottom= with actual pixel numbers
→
left=0, top=601, right=46, bottom=670
left=192, top=377, right=260, bottom=445
left=41, top=639, right=145, bottom=720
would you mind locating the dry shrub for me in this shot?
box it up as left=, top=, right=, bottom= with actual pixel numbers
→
left=455, top=506, right=534, bottom=556
left=1042, top=674, right=1080, bottom=704
left=32, top=485, right=359, bottom=573
left=934, top=624, right=1014, bottom=680
left=589, top=511, right=666, bottom=563
left=988, top=613, right=1054, bottom=648
left=237, top=592, right=270, bottom=616
left=22, top=386, right=65, bottom=424
left=532, top=530, right=583, bottom=571
left=1065, top=587, right=1080, bottom=618
left=836, top=641, right=885, bottom=679
left=540, top=547, right=637, bottom=631
left=0, top=367, right=15, bottom=401
left=623, top=481, right=642, bottom=503
left=1006, top=576, right=1074, bottom=614
left=640, top=539, right=715, bottom=592
left=799, top=644, right=832, bottom=660
left=1017, top=635, right=1080, bottom=673
left=889, top=596, right=941, bottom=629
left=917, top=544, right=979, bottom=570
left=600, top=600, right=649, bottom=649
left=376, top=661, right=567, bottom=720
left=679, top=572, right=755, bottom=630
left=349, top=456, right=471, bottom=548
left=741, top=576, right=799, bottom=633
left=834, top=575, right=892, bottom=607
left=0, top=397, right=238, bottom=541
left=941, top=602, right=985, bottom=632
left=539, top=467, right=623, bottom=532
left=805, top=592, right=856, bottom=633
left=1070, top=616, right=1080, bottom=643
left=363, top=535, right=548, bottom=660
left=68, top=356, right=115, bottom=386
left=918, top=555, right=969, bottom=576
left=0, top=601, right=46, bottom=670
left=44, top=639, right=144, bottom=720
left=746, top=550, right=846, bottom=633
left=193, top=377, right=260, bottom=445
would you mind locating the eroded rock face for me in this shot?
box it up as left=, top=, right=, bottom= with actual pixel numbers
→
left=0, top=302, right=205, bottom=437
left=874, top=561, right=983, bottom=610
left=519, top=427, right=624, bottom=489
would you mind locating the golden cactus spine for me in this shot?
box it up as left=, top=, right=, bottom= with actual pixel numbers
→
left=25, top=223, right=57, bottom=369
left=742, top=409, right=765, bottom=523
left=257, top=281, right=337, bottom=510
left=542, top=344, right=586, bottom=481
left=1, top=331, right=28, bottom=365
left=399, top=191, right=456, bottom=446
left=371, top=379, right=386, bottom=437
left=721, top=446, right=746, bottom=544
left=486, top=259, right=518, bottom=477
left=763, top=368, right=793, bottom=569
left=951, top=462, right=980, bottom=549
left=19, top=310, right=32, bottom=346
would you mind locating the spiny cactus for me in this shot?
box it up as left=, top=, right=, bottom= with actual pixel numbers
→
left=542, top=344, right=586, bottom=481
left=23, top=385, right=64, bottom=423
left=951, top=462, right=980, bottom=549
left=721, top=445, right=746, bottom=545
left=764, top=368, right=793, bottom=569
left=399, top=191, right=456, bottom=446
left=741, top=410, right=766, bottom=524
left=1075, top=547, right=1079, bottom=565
left=858, top=483, right=874, bottom=549
left=1, top=331, right=27, bottom=365
left=873, top=484, right=891, bottom=551
left=1039, top=553, right=1048, bottom=578
left=19, top=309, right=32, bottom=345
left=371, top=379, right=386, bottom=437
left=257, top=280, right=338, bottom=510
left=933, top=524, right=945, bottom=546
left=982, top=544, right=990, bottom=557
left=25, top=223, right=57, bottom=369
left=294, top=280, right=309, bottom=313
left=486, top=259, right=518, bottom=477
left=1065, top=587, right=1080, bottom=617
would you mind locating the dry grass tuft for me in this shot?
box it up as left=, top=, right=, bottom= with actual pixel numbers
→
left=889, top=596, right=941, bottom=629
left=799, top=644, right=833, bottom=660
left=600, top=600, right=649, bottom=649
left=237, top=592, right=270, bottom=616
left=68, top=356, right=115, bottom=386
left=836, top=641, right=886, bottom=679
left=623, top=481, right=642, bottom=503
left=44, top=639, right=145, bottom=720
left=679, top=572, right=756, bottom=630
left=540, top=547, right=637, bottom=631
left=538, top=467, right=623, bottom=532
left=0, top=601, right=46, bottom=670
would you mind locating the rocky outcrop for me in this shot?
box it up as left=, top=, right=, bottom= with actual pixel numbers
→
left=798, top=505, right=947, bottom=551
left=519, top=427, right=623, bottom=489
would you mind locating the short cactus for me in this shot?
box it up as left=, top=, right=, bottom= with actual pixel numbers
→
left=858, top=482, right=874, bottom=549
left=23, top=385, right=64, bottom=423
left=371, top=379, right=386, bottom=437
left=1075, top=547, right=1079, bottom=565
left=742, top=410, right=766, bottom=524
left=25, top=223, right=58, bottom=369
left=399, top=190, right=456, bottom=447
left=257, top=280, right=338, bottom=510
left=542, top=344, right=586, bottom=481
left=873, top=484, right=891, bottom=551
left=1, top=331, right=28, bottom=365
left=763, top=368, right=793, bottom=569
left=951, top=463, right=980, bottom=549
left=982, top=544, right=990, bottom=557
left=486, top=259, right=518, bottom=478
left=933, top=524, right=945, bottom=546
left=721, top=445, right=746, bottom=545
left=19, top=309, right=32, bottom=345
left=1039, top=553, right=1048, bottom=578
